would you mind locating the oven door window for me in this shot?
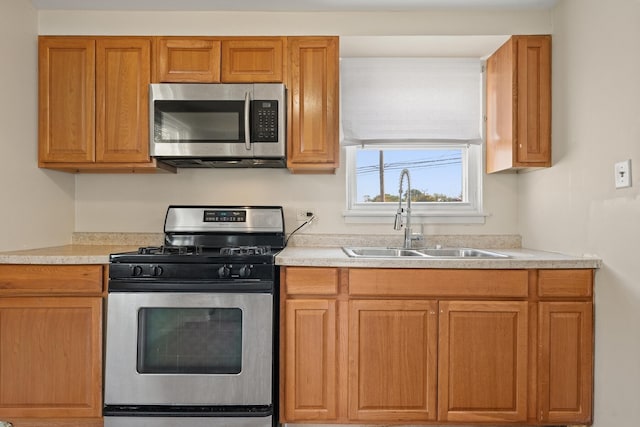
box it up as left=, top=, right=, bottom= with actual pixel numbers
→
left=137, top=308, right=242, bottom=374
left=154, top=100, right=246, bottom=143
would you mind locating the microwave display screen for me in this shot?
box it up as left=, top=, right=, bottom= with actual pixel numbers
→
left=154, top=100, right=245, bottom=143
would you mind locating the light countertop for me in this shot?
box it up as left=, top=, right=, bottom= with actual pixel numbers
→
left=276, top=246, right=602, bottom=269
left=0, top=245, right=139, bottom=264
left=0, top=233, right=602, bottom=269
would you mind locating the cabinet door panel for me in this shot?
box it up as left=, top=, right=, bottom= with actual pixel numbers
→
left=221, top=39, right=284, bottom=82
left=438, top=301, right=528, bottom=422
left=287, top=37, right=339, bottom=173
left=156, top=38, right=221, bottom=83
left=96, top=38, right=151, bottom=163
left=538, top=302, right=593, bottom=424
left=349, top=300, right=437, bottom=422
left=516, top=35, right=551, bottom=165
left=283, top=299, right=337, bottom=421
left=38, top=37, right=95, bottom=163
left=0, top=297, right=102, bottom=418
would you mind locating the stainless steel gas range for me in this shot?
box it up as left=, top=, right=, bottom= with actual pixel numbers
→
left=103, top=206, right=284, bottom=427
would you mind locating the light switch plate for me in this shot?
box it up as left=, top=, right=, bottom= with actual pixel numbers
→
left=615, top=159, right=632, bottom=189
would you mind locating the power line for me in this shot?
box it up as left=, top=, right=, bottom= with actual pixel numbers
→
left=357, top=156, right=461, bottom=175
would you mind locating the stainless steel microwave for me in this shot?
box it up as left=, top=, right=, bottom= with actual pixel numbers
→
left=149, top=83, right=286, bottom=168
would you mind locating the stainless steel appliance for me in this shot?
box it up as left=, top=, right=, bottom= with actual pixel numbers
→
left=150, top=83, right=286, bottom=168
left=104, top=206, right=284, bottom=427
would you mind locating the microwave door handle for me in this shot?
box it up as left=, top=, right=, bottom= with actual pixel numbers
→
left=244, top=91, right=251, bottom=150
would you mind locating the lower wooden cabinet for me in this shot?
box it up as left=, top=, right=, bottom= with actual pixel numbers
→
left=538, top=301, right=593, bottom=424
left=438, top=301, right=528, bottom=423
left=281, top=266, right=595, bottom=426
left=349, top=300, right=438, bottom=422
left=0, top=265, right=104, bottom=426
left=283, top=299, right=338, bottom=421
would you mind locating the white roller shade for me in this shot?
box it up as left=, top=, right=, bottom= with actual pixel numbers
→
left=341, top=58, right=482, bottom=144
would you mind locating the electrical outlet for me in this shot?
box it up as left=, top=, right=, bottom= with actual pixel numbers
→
left=296, top=209, right=315, bottom=222
left=615, top=159, right=632, bottom=189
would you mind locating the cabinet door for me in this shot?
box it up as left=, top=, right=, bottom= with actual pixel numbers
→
left=286, top=37, right=339, bottom=173
left=349, top=300, right=438, bottom=422
left=0, top=297, right=102, bottom=419
left=95, top=38, right=151, bottom=163
left=515, top=35, right=551, bottom=166
left=38, top=37, right=95, bottom=164
left=486, top=35, right=551, bottom=173
left=438, top=301, right=528, bottom=423
left=221, top=38, right=284, bottom=82
left=538, top=302, right=593, bottom=424
left=156, top=38, right=221, bottom=83
left=283, top=299, right=338, bottom=421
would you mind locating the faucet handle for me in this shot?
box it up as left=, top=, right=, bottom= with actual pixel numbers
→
left=411, top=233, right=424, bottom=242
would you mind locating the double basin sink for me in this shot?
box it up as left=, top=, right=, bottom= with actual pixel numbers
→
left=342, top=247, right=509, bottom=259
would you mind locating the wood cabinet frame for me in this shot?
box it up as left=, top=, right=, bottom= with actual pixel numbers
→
left=38, top=36, right=173, bottom=173
left=0, top=265, right=104, bottom=424
left=281, top=266, right=595, bottom=426
left=486, top=35, right=551, bottom=173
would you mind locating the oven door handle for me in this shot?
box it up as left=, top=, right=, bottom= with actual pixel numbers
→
left=108, top=280, right=273, bottom=293
left=244, top=91, right=251, bottom=150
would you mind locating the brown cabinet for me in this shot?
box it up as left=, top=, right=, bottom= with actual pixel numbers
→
left=38, top=35, right=338, bottom=174
left=438, top=301, right=528, bottom=423
left=486, top=35, right=551, bottom=173
left=283, top=299, right=338, bottom=421
left=349, top=299, right=438, bottom=423
left=286, top=37, right=339, bottom=173
left=537, top=269, right=594, bottom=424
left=0, top=265, right=104, bottom=426
left=281, top=267, right=339, bottom=422
left=281, top=266, right=594, bottom=426
left=38, top=36, right=172, bottom=173
left=155, top=37, right=221, bottom=83
left=221, top=38, right=284, bottom=83
left=153, top=37, right=284, bottom=83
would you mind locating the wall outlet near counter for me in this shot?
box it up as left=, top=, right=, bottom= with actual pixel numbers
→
left=296, top=209, right=315, bottom=222
left=615, top=159, right=632, bottom=189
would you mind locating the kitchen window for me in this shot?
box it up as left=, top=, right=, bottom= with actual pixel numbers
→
left=341, top=58, right=485, bottom=223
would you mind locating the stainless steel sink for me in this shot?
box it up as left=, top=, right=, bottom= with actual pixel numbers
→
left=415, top=248, right=510, bottom=258
left=342, top=246, right=509, bottom=259
left=342, top=247, right=425, bottom=257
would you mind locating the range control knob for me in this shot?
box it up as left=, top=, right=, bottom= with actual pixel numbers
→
left=151, top=265, right=164, bottom=277
left=239, top=264, right=253, bottom=278
left=218, top=265, right=231, bottom=279
left=131, top=265, right=143, bottom=277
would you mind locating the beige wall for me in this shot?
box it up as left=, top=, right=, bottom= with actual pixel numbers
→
left=38, top=9, right=553, bottom=235
left=0, top=0, right=74, bottom=251
left=519, top=0, right=640, bottom=425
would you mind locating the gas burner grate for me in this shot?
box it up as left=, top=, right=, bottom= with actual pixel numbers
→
left=137, top=246, right=203, bottom=255
left=219, top=246, right=272, bottom=256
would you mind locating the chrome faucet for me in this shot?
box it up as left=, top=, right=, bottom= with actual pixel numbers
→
left=394, top=168, right=423, bottom=249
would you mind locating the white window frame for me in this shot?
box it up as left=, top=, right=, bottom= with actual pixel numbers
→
left=343, top=141, right=485, bottom=224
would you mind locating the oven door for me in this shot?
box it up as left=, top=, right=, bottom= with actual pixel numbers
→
left=104, top=291, right=272, bottom=407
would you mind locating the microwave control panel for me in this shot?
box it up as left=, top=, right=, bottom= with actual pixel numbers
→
left=251, top=100, right=279, bottom=142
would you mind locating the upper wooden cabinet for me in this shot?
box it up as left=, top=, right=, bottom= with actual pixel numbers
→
left=221, top=38, right=284, bottom=83
left=153, top=37, right=284, bottom=83
left=155, top=37, right=222, bottom=83
left=38, top=36, right=173, bottom=173
left=286, top=37, right=339, bottom=173
left=486, top=35, right=551, bottom=173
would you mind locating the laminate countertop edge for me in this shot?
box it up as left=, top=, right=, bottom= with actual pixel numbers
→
left=0, top=245, right=602, bottom=269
